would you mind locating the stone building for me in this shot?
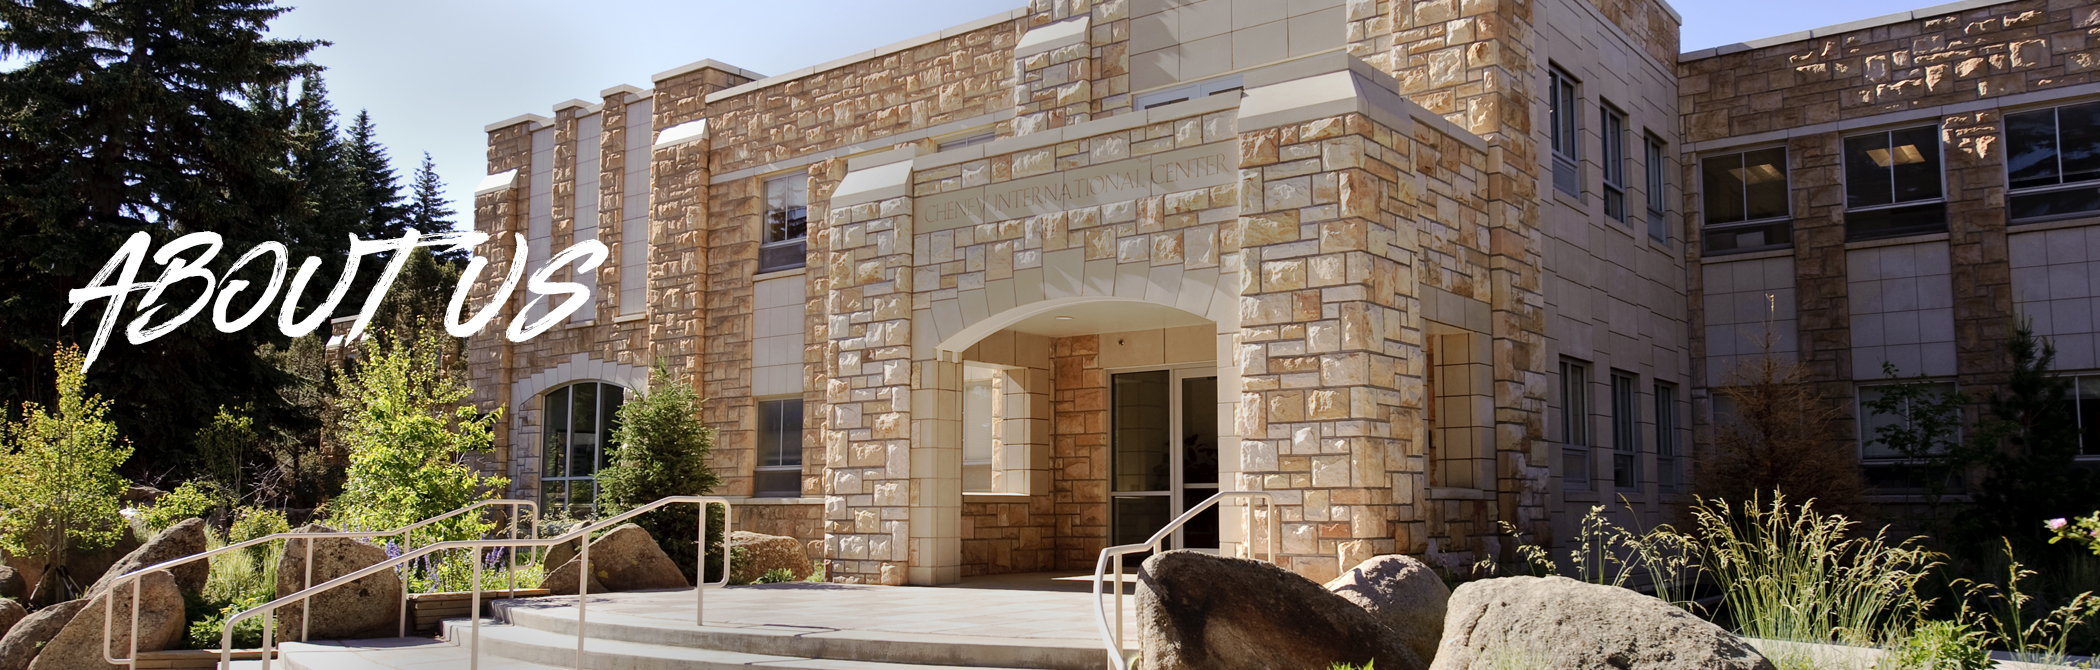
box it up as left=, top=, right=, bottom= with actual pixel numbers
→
left=461, top=0, right=2099, bottom=585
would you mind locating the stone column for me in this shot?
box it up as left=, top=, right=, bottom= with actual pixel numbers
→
left=472, top=116, right=542, bottom=494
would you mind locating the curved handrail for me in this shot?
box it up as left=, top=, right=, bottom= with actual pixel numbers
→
left=98, top=499, right=536, bottom=668
left=216, top=495, right=731, bottom=670
left=1090, top=491, right=1279, bottom=670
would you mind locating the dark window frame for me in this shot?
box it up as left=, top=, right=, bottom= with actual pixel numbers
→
left=1654, top=381, right=1680, bottom=490
left=1560, top=359, right=1592, bottom=491
left=1548, top=64, right=1581, bottom=197
left=1602, top=101, right=1629, bottom=224
left=541, top=381, right=627, bottom=515
left=755, top=396, right=805, bottom=497
left=1645, top=132, right=1670, bottom=241
left=1699, top=146, right=1792, bottom=255
left=2005, top=101, right=2100, bottom=223
left=1610, top=371, right=1641, bottom=490
left=760, top=172, right=809, bottom=273
left=1840, top=124, right=1947, bottom=241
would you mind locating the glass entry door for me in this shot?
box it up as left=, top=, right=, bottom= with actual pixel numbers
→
left=1110, top=368, right=1219, bottom=550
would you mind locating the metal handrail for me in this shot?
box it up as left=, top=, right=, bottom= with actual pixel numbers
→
left=1090, top=491, right=1279, bottom=670
left=99, top=499, right=537, bottom=668
left=215, top=495, right=731, bottom=670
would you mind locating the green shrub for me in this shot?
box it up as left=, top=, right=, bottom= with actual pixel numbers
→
left=228, top=507, right=288, bottom=564
left=0, top=345, right=133, bottom=573
left=183, top=525, right=277, bottom=650
left=1878, top=620, right=1989, bottom=670
left=331, top=327, right=505, bottom=543
left=1694, top=495, right=1936, bottom=647
left=752, top=568, right=799, bottom=585
left=142, top=482, right=219, bottom=533
left=597, top=363, right=724, bottom=582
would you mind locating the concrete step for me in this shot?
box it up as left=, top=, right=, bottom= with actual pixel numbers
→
left=280, top=637, right=562, bottom=670
left=442, top=619, right=1058, bottom=670
left=491, top=598, right=1110, bottom=670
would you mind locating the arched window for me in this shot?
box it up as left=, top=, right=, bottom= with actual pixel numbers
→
left=543, top=381, right=627, bottom=514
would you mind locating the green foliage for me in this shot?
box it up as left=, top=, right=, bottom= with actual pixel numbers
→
left=229, top=506, right=289, bottom=564
left=2051, top=513, right=2100, bottom=555
left=194, top=405, right=260, bottom=509
left=598, top=363, right=724, bottom=582
left=141, top=481, right=219, bottom=533
left=1965, top=321, right=2099, bottom=551
left=1695, top=495, right=1936, bottom=646
left=751, top=568, right=800, bottom=585
left=0, top=346, right=134, bottom=568
left=1489, top=504, right=1700, bottom=609
left=1878, top=620, right=1990, bottom=670
left=408, top=547, right=543, bottom=594
left=331, top=327, right=505, bottom=542
left=1949, top=540, right=2099, bottom=664
left=1860, top=363, right=1982, bottom=517
left=183, top=523, right=278, bottom=650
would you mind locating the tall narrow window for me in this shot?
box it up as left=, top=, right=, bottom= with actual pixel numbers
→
left=1646, top=133, right=1669, bottom=241
left=760, top=172, right=808, bottom=273
left=1654, top=382, right=1680, bottom=490
left=1601, top=102, right=1628, bottom=223
left=542, top=381, right=626, bottom=514
left=1611, top=372, right=1640, bottom=490
left=755, top=397, right=804, bottom=497
left=1548, top=65, right=1580, bottom=197
left=1843, top=125, right=1945, bottom=241
left=2006, top=102, right=2100, bottom=221
left=1560, top=360, right=1591, bottom=491
left=2069, top=375, right=2100, bottom=458
left=1700, top=147, right=1790, bottom=254
left=962, top=365, right=1001, bottom=492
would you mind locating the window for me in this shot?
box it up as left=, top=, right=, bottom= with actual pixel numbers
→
left=1654, top=382, right=1679, bottom=490
left=1560, top=360, right=1591, bottom=491
left=1646, top=133, right=1669, bottom=241
left=1842, top=125, right=1945, bottom=240
left=542, top=382, right=627, bottom=514
left=2006, top=102, right=2100, bottom=221
left=963, top=365, right=1000, bottom=492
left=938, top=131, right=997, bottom=151
left=1601, top=102, right=1628, bottom=223
left=2063, top=374, right=2100, bottom=458
left=1548, top=65, right=1580, bottom=197
left=760, top=173, right=808, bottom=273
left=1611, top=372, right=1640, bottom=490
left=1857, top=382, right=1960, bottom=460
left=1700, top=147, right=1790, bottom=254
left=755, top=398, right=804, bottom=497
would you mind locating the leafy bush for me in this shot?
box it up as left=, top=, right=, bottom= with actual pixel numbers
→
left=407, top=546, right=543, bottom=593
left=228, top=507, right=289, bottom=563
left=142, top=481, right=219, bottom=533
left=752, top=568, right=799, bottom=584
left=1878, top=620, right=1989, bottom=670
left=598, top=363, right=724, bottom=582
left=2051, top=513, right=2100, bottom=555
left=331, top=327, right=505, bottom=543
left=183, top=523, right=278, bottom=650
left=0, top=345, right=134, bottom=573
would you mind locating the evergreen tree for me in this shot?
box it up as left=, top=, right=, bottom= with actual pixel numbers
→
left=345, top=110, right=409, bottom=239
left=600, top=364, right=726, bottom=582
left=0, top=0, right=323, bottom=471
left=407, top=152, right=464, bottom=264
left=1965, top=322, right=2099, bottom=551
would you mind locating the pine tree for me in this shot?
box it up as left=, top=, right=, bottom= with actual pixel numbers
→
left=600, top=364, right=726, bottom=582
left=345, top=110, right=409, bottom=239
left=1964, top=322, right=2099, bottom=551
left=0, top=0, right=322, bottom=470
left=408, top=152, right=463, bottom=263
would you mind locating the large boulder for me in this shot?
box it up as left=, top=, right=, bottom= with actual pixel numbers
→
left=0, top=567, right=22, bottom=603
left=27, top=570, right=184, bottom=670
left=0, top=600, right=23, bottom=640
left=86, top=519, right=209, bottom=596
left=543, top=524, right=688, bottom=595
left=728, top=531, right=811, bottom=583
left=1326, top=555, right=1449, bottom=664
left=1431, top=576, right=1773, bottom=670
left=0, top=600, right=87, bottom=670
left=274, top=524, right=403, bottom=640
left=1136, top=550, right=1425, bottom=670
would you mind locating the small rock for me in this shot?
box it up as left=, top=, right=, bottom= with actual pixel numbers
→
left=275, top=524, right=403, bottom=640
left=1431, top=576, right=1773, bottom=670
left=0, top=567, right=23, bottom=602
left=27, top=570, right=184, bottom=670
left=543, top=524, right=688, bottom=595
left=1326, top=555, right=1450, bottom=664
left=728, top=531, right=811, bottom=583
left=86, top=519, right=209, bottom=596
left=0, top=600, right=24, bottom=641
left=1137, top=550, right=1426, bottom=670
left=0, top=600, right=87, bottom=670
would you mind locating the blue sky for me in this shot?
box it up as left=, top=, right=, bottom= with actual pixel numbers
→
left=266, top=0, right=1931, bottom=226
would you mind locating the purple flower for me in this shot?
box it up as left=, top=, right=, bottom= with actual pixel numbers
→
left=2047, top=518, right=2069, bottom=531
left=2090, top=528, right=2099, bottom=539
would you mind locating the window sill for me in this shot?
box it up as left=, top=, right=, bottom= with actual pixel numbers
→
left=1700, top=246, right=1794, bottom=263
left=728, top=496, right=824, bottom=505
left=964, top=492, right=1033, bottom=501
left=755, top=266, right=808, bottom=281
left=613, top=312, right=647, bottom=324
left=2008, top=213, right=2100, bottom=233
left=1843, top=230, right=1949, bottom=251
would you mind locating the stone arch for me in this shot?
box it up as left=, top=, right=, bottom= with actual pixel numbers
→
left=505, top=353, right=650, bottom=502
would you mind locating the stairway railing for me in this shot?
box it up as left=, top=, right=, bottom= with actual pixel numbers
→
left=98, top=499, right=537, bottom=669
left=1090, top=491, right=1279, bottom=670
left=214, top=495, right=730, bottom=670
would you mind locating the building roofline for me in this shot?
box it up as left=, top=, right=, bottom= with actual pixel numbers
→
left=703, top=7, right=1030, bottom=105
left=650, top=58, right=766, bottom=84
left=1681, top=0, right=2009, bottom=61
left=484, top=113, right=551, bottom=133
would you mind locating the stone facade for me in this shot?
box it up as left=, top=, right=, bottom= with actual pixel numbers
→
left=469, top=0, right=1711, bottom=586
